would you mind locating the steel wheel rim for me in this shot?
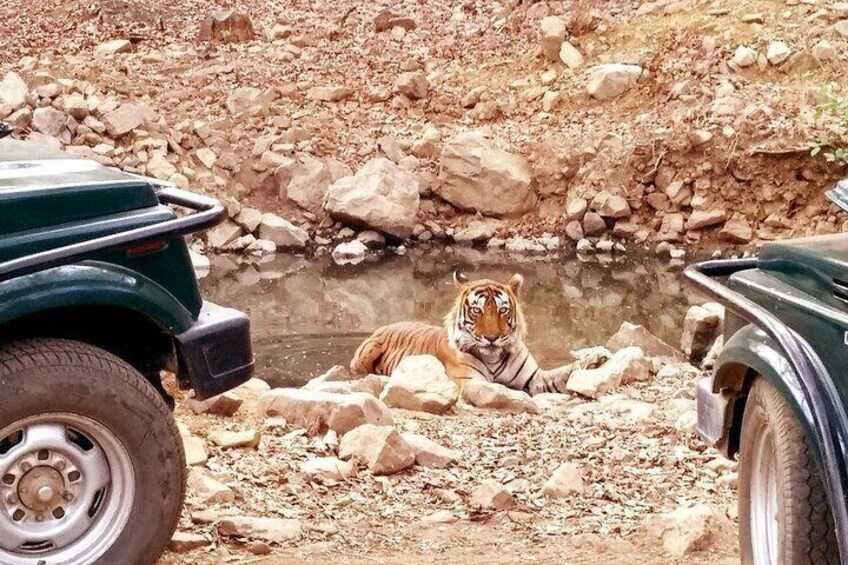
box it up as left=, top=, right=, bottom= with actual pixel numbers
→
left=750, top=427, right=779, bottom=565
left=0, top=414, right=134, bottom=564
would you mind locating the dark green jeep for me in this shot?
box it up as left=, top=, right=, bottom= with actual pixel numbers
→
left=0, top=137, right=254, bottom=564
left=687, top=185, right=848, bottom=565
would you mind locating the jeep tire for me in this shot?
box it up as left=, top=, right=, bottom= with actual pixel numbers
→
left=0, top=339, right=186, bottom=565
left=739, top=377, right=840, bottom=564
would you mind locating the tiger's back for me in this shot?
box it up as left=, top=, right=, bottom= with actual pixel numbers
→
left=350, top=321, right=451, bottom=376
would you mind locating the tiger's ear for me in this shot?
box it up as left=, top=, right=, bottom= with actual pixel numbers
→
left=508, top=273, right=524, bottom=294
left=453, top=270, right=470, bottom=288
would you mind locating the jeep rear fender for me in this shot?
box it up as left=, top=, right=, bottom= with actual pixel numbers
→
left=713, top=323, right=818, bottom=460
left=0, top=261, right=195, bottom=334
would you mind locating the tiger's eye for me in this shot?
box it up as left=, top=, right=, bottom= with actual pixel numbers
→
left=470, top=306, right=483, bottom=316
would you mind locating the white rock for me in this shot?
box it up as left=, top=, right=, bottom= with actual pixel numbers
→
left=196, top=147, right=217, bottom=169
left=380, top=355, right=459, bottom=414
left=185, top=391, right=243, bottom=416
left=606, top=321, right=682, bottom=359
left=566, top=346, right=650, bottom=399
left=101, top=104, right=148, bottom=137
left=94, top=39, right=132, bottom=57
left=218, top=516, right=302, bottom=543
left=542, top=463, right=585, bottom=498
left=324, top=157, right=420, bottom=238
left=766, top=41, right=791, bottom=65
left=257, top=389, right=393, bottom=435
left=31, top=107, right=66, bottom=137
left=642, top=505, right=732, bottom=557
left=307, top=86, right=352, bottom=102
left=226, top=86, right=263, bottom=113
left=187, top=469, right=235, bottom=504
left=681, top=303, right=724, bottom=364
left=207, top=221, right=243, bottom=250
left=587, top=64, right=641, bottom=100
left=461, top=380, right=540, bottom=414
left=339, top=424, right=415, bottom=475
left=401, top=433, right=460, bottom=468
left=278, top=154, right=351, bottom=215
left=559, top=41, right=585, bottom=68
left=299, top=457, right=356, bottom=481
left=539, top=16, right=567, bottom=61
left=393, top=72, right=429, bottom=99
left=0, top=72, right=28, bottom=109
left=209, top=429, right=261, bottom=449
left=471, top=481, right=516, bottom=511
left=437, top=132, right=535, bottom=217
left=258, top=213, right=309, bottom=249
left=732, top=45, right=757, bottom=67
left=331, top=240, right=368, bottom=265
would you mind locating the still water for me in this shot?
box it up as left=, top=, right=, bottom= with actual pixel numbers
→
left=199, top=248, right=702, bottom=388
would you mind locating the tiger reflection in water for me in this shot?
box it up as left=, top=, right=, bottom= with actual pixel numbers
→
left=350, top=271, right=574, bottom=395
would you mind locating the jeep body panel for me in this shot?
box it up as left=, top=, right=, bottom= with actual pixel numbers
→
left=0, top=139, right=159, bottom=234
left=703, top=322, right=817, bottom=460
left=0, top=262, right=195, bottom=333
left=0, top=139, right=253, bottom=400
left=686, top=251, right=848, bottom=557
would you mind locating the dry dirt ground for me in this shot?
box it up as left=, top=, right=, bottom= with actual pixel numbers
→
left=157, top=359, right=739, bottom=565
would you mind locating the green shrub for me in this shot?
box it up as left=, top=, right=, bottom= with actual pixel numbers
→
left=811, top=84, right=848, bottom=166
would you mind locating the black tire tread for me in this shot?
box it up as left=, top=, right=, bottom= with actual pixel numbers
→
left=0, top=338, right=186, bottom=565
left=739, top=378, right=839, bottom=564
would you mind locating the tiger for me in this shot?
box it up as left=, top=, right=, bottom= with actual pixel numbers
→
left=350, top=270, right=574, bottom=395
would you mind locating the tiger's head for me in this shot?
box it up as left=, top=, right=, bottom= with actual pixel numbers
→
left=445, top=270, right=527, bottom=362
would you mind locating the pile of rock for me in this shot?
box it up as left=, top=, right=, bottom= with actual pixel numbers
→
left=172, top=302, right=732, bottom=558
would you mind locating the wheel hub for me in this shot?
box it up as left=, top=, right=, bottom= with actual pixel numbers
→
left=17, top=466, right=65, bottom=513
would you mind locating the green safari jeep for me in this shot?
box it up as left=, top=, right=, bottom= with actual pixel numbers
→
left=0, top=136, right=254, bottom=564
left=687, top=184, right=848, bottom=565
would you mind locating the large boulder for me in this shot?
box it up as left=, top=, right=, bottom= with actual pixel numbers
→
left=566, top=346, right=650, bottom=399
left=323, top=157, right=420, bottom=238
left=339, top=425, right=415, bottom=475
left=380, top=355, right=459, bottom=414
left=461, top=380, right=540, bottom=414
left=680, top=303, right=724, bottom=364
left=437, top=132, right=536, bottom=217
left=198, top=10, right=256, bottom=43
left=278, top=154, right=352, bottom=215
left=256, top=389, right=393, bottom=435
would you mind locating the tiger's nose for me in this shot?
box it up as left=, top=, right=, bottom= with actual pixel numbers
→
left=484, top=336, right=498, bottom=344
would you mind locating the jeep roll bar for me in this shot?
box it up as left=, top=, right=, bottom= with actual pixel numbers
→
left=0, top=180, right=226, bottom=282
left=685, top=259, right=848, bottom=557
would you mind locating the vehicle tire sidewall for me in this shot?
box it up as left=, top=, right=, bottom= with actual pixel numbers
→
left=0, top=341, right=185, bottom=565
left=738, top=391, right=785, bottom=564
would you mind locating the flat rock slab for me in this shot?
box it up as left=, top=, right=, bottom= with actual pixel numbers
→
left=257, top=389, right=393, bottom=435
left=217, top=516, right=302, bottom=543
left=461, top=380, right=540, bottom=414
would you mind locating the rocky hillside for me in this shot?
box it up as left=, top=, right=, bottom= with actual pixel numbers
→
left=3, top=0, right=848, bottom=260
left=159, top=310, right=738, bottom=564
